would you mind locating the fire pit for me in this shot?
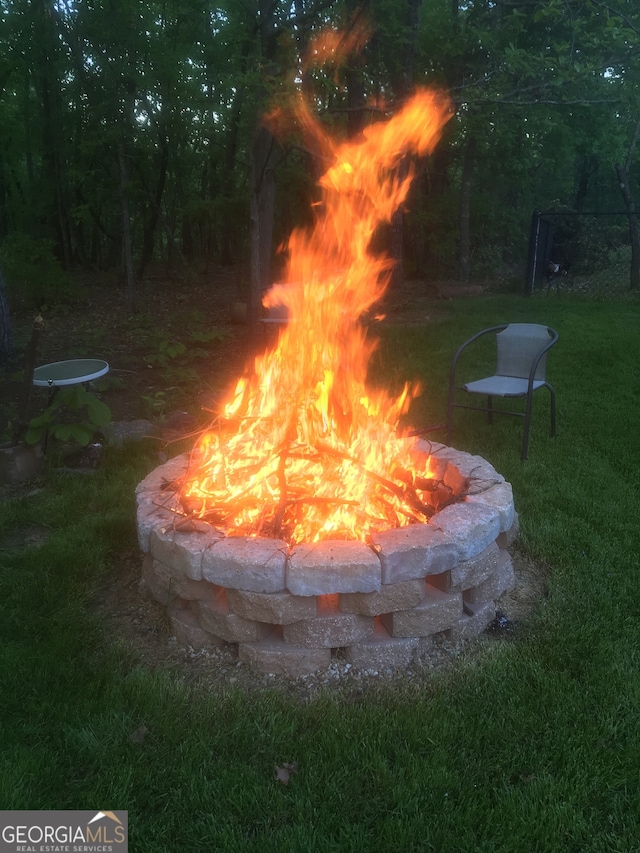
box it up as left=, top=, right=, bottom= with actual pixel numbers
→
left=136, top=444, right=517, bottom=677
left=135, top=82, right=517, bottom=677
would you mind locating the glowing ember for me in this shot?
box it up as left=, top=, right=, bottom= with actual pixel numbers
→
left=184, top=90, right=451, bottom=544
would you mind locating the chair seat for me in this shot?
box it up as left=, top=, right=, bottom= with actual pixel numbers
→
left=463, top=375, right=546, bottom=397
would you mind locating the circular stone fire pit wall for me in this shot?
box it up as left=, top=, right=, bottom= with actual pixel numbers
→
left=135, top=441, right=518, bottom=677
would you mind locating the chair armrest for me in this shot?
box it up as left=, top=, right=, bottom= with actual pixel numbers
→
left=448, top=324, right=508, bottom=393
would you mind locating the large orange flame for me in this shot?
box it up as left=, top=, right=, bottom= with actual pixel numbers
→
left=184, top=90, right=451, bottom=543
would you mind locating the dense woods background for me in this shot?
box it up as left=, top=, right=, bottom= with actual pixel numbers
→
left=1, top=0, right=640, bottom=327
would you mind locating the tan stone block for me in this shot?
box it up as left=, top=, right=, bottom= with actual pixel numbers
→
left=141, top=553, right=181, bottom=606
left=345, top=620, right=418, bottom=669
left=413, top=439, right=447, bottom=455
left=372, top=524, right=458, bottom=585
left=197, top=588, right=272, bottom=643
left=226, top=588, right=317, bottom=624
left=287, top=540, right=381, bottom=596
left=339, top=578, right=426, bottom=616
left=168, top=604, right=226, bottom=648
left=175, top=575, right=217, bottom=601
left=136, top=452, right=224, bottom=553
left=202, top=536, right=287, bottom=593
left=426, top=444, right=469, bottom=465
left=431, top=501, right=501, bottom=560
left=466, top=481, right=516, bottom=533
left=150, top=524, right=223, bottom=581
left=443, top=453, right=503, bottom=496
left=238, top=635, right=331, bottom=676
left=451, top=542, right=501, bottom=592
left=416, top=634, right=436, bottom=654
left=452, top=600, right=496, bottom=639
left=136, top=489, right=183, bottom=553
left=380, top=585, right=462, bottom=637
left=146, top=555, right=216, bottom=602
left=135, top=451, right=190, bottom=498
left=283, top=596, right=373, bottom=648
left=496, top=514, right=520, bottom=549
left=463, top=551, right=515, bottom=605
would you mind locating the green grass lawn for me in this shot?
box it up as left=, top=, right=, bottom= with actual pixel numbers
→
left=1, top=291, right=640, bottom=852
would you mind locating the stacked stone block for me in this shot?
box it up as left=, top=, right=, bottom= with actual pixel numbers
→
left=136, top=441, right=517, bottom=676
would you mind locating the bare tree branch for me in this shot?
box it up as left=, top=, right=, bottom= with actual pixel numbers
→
left=589, top=1, right=640, bottom=38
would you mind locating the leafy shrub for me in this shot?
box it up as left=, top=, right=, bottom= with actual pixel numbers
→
left=549, top=212, right=629, bottom=275
left=25, top=385, right=111, bottom=446
left=0, top=233, right=78, bottom=308
left=144, top=328, right=229, bottom=382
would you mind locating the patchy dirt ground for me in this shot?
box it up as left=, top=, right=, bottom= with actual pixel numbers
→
left=1, top=272, right=549, bottom=699
left=1, top=268, right=250, bottom=429
left=2, top=273, right=461, bottom=433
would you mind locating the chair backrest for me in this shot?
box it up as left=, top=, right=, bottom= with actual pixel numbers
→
left=496, top=323, right=554, bottom=380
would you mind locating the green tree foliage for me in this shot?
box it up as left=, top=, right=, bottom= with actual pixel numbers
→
left=0, top=0, right=638, bottom=292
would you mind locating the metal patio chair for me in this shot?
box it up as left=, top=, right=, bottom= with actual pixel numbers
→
left=446, top=323, right=558, bottom=461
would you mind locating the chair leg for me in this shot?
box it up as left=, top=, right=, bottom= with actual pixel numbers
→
left=487, top=396, right=493, bottom=425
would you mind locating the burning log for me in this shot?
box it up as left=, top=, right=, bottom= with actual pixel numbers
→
left=179, top=452, right=463, bottom=542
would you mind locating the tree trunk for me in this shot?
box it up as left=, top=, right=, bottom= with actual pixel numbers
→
left=345, top=52, right=366, bottom=139
left=0, top=157, right=8, bottom=240
left=574, top=154, right=598, bottom=212
left=385, top=0, right=422, bottom=290
left=136, top=130, right=169, bottom=280
left=218, top=80, right=248, bottom=267
left=33, top=0, right=72, bottom=268
left=616, top=117, right=640, bottom=291
left=458, top=135, right=476, bottom=283
left=616, top=163, right=640, bottom=290
left=247, top=0, right=280, bottom=332
left=248, top=125, right=277, bottom=330
left=119, top=143, right=137, bottom=312
left=0, top=267, right=13, bottom=363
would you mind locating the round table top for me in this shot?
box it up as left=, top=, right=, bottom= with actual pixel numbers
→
left=32, top=358, right=110, bottom=387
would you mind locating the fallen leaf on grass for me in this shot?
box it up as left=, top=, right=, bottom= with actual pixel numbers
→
left=128, top=725, right=149, bottom=744
left=274, top=762, right=298, bottom=785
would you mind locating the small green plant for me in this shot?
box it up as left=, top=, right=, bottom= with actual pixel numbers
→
left=145, top=328, right=229, bottom=369
left=140, top=389, right=168, bottom=418
left=189, top=329, right=227, bottom=344
left=145, top=339, right=187, bottom=367
left=25, top=386, right=111, bottom=446
left=91, top=375, right=125, bottom=393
